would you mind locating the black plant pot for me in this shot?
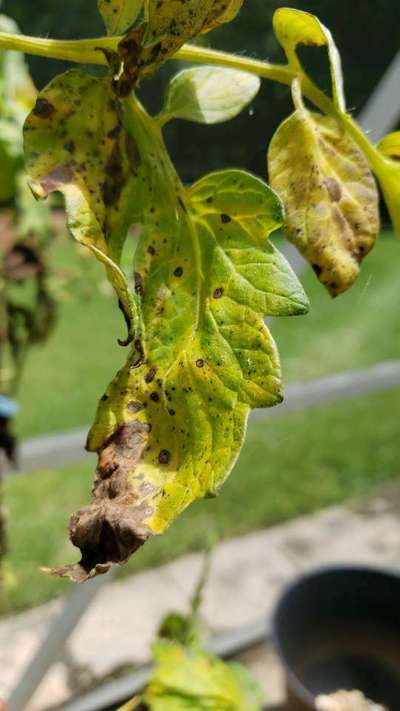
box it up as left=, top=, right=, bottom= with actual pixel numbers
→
left=272, top=565, right=400, bottom=710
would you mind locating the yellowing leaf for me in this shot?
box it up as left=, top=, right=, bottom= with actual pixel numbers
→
left=116, top=0, right=244, bottom=92
left=52, top=99, right=308, bottom=581
left=348, top=130, right=400, bottom=238
left=268, top=96, right=379, bottom=296
left=371, top=131, right=400, bottom=236
left=144, top=0, right=243, bottom=50
left=24, top=70, right=141, bottom=344
left=160, top=66, right=260, bottom=125
left=273, top=7, right=345, bottom=112
left=143, top=641, right=263, bottom=710
left=98, top=0, right=143, bottom=35
left=378, top=131, right=400, bottom=160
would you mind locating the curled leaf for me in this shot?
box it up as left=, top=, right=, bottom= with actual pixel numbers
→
left=273, top=7, right=345, bottom=112
left=52, top=100, right=308, bottom=581
left=268, top=91, right=379, bottom=296
left=98, top=0, right=143, bottom=35
left=24, top=70, right=141, bottom=344
left=160, top=66, right=260, bottom=125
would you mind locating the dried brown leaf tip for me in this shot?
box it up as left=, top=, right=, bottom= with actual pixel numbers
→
left=268, top=102, right=379, bottom=297
left=49, top=422, right=153, bottom=582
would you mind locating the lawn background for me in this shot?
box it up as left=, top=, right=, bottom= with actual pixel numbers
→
left=2, top=231, right=399, bottom=614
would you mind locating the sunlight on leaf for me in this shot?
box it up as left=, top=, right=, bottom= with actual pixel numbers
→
left=273, top=7, right=345, bottom=112
left=24, top=69, right=141, bottom=345
left=143, top=640, right=263, bottom=711
left=98, top=0, right=143, bottom=35
left=268, top=85, right=379, bottom=296
left=160, top=66, right=260, bottom=125
left=51, top=98, right=308, bottom=582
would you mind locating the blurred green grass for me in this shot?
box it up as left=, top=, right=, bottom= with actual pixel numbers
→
left=16, top=231, right=400, bottom=437
left=3, top=387, right=399, bottom=614
left=2, top=230, right=399, bottom=614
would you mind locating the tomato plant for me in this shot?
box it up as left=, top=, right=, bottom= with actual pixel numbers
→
left=0, top=2, right=399, bottom=583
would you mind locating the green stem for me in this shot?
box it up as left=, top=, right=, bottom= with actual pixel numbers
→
left=0, top=32, right=114, bottom=65
left=0, top=31, right=381, bottom=171
left=175, top=44, right=333, bottom=116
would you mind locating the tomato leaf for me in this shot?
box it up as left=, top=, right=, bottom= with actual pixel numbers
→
left=98, top=0, right=143, bottom=35
left=24, top=69, right=141, bottom=345
left=273, top=7, right=345, bottom=112
left=50, top=99, right=308, bottom=582
left=116, top=0, right=244, bottom=93
left=143, top=640, right=263, bottom=711
left=160, top=66, right=260, bottom=125
left=143, top=0, right=243, bottom=50
left=268, top=85, right=379, bottom=296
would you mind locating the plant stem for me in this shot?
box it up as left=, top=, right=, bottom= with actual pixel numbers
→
left=0, top=31, right=379, bottom=169
left=175, top=44, right=333, bottom=115
left=0, top=32, right=114, bottom=65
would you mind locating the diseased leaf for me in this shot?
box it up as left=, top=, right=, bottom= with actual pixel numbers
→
left=375, top=131, right=400, bottom=235
left=144, top=0, right=243, bottom=50
left=273, top=7, right=345, bottom=112
left=52, top=100, right=308, bottom=581
left=116, top=0, right=244, bottom=93
left=268, top=91, right=379, bottom=296
left=143, top=640, right=263, bottom=711
left=98, top=0, right=143, bottom=35
left=160, top=66, right=260, bottom=125
left=23, top=69, right=141, bottom=344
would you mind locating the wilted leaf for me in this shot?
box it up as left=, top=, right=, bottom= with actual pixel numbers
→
left=268, top=94, right=379, bottom=296
left=98, top=0, right=143, bottom=35
left=273, top=7, right=345, bottom=112
left=52, top=99, right=308, bottom=581
left=143, top=640, right=263, bottom=711
left=160, top=66, right=260, bottom=125
left=24, top=69, right=141, bottom=344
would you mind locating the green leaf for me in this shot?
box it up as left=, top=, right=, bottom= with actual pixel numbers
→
left=143, top=640, right=263, bottom=710
left=52, top=98, right=308, bottom=582
left=23, top=69, right=141, bottom=345
left=160, top=66, right=260, bottom=125
left=273, top=7, right=345, bottom=112
left=268, top=86, right=379, bottom=296
left=97, top=0, right=143, bottom=35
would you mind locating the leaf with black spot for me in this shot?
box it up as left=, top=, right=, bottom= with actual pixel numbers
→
left=268, top=84, right=379, bottom=296
left=51, top=98, right=308, bottom=582
left=24, top=69, right=142, bottom=344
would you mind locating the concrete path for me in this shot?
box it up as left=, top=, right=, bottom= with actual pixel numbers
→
left=1, top=480, right=400, bottom=710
